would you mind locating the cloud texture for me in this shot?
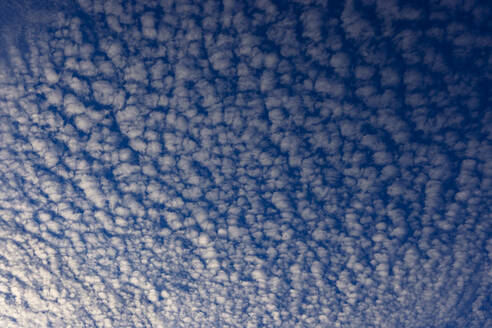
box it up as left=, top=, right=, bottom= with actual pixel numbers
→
left=0, top=0, right=490, bottom=327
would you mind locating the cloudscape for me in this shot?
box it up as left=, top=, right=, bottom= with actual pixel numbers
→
left=0, top=0, right=490, bottom=327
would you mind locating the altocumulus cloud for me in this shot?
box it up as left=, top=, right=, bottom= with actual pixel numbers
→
left=0, top=0, right=491, bottom=327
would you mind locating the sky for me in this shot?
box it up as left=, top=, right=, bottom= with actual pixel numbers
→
left=0, top=0, right=490, bottom=327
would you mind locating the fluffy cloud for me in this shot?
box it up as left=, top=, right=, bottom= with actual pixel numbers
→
left=0, top=0, right=490, bottom=327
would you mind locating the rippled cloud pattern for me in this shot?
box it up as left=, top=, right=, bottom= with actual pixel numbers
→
left=0, top=0, right=491, bottom=327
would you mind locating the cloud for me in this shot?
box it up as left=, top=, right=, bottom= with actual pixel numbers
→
left=0, top=0, right=490, bottom=327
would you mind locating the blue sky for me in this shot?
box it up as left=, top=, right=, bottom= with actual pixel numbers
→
left=0, top=0, right=491, bottom=327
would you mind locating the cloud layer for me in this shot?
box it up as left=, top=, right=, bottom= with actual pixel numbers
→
left=0, top=0, right=490, bottom=327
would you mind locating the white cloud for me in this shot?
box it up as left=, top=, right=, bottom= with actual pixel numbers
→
left=44, top=67, right=59, bottom=84
left=64, top=94, right=86, bottom=115
left=74, top=114, right=93, bottom=132
left=0, top=0, right=489, bottom=327
left=92, top=80, right=117, bottom=105
left=141, top=12, right=157, bottom=39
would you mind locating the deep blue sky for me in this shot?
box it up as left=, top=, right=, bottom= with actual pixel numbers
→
left=0, top=0, right=490, bottom=327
